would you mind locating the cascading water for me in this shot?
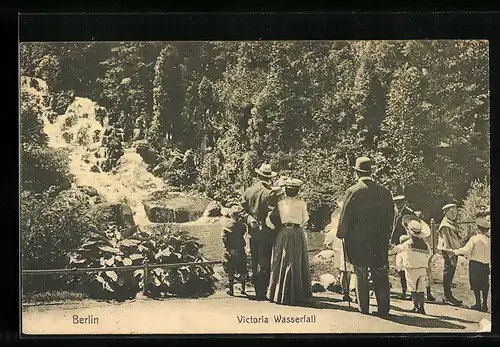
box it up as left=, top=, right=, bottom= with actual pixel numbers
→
left=41, top=95, right=167, bottom=228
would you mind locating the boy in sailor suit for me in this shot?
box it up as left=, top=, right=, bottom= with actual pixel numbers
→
left=391, top=215, right=432, bottom=314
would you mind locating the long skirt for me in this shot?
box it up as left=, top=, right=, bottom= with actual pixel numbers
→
left=266, top=226, right=313, bottom=305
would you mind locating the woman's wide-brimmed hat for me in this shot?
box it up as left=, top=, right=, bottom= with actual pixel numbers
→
left=255, top=163, right=278, bottom=178
left=276, top=175, right=290, bottom=187
left=402, top=214, right=431, bottom=239
left=352, top=156, right=372, bottom=173
left=475, top=217, right=491, bottom=229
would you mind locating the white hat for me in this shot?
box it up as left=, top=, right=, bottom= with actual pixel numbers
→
left=402, top=215, right=431, bottom=239
left=476, top=217, right=491, bottom=229
left=442, top=203, right=457, bottom=211
left=284, top=178, right=303, bottom=188
left=255, top=163, right=278, bottom=178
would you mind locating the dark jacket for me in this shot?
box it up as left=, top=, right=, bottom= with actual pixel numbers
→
left=240, top=180, right=278, bottom=232
left=336, top=177, right=395, bottom=267
left=222, top=220, right=247, bottom=254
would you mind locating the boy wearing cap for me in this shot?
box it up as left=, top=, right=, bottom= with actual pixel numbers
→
left=391, top=215, right=432, bottom=314
left=222, top=203, right=248, bottom=296
left=437, top=202, right=463, bottom=306
left=445, top=214, right=491, bottom=312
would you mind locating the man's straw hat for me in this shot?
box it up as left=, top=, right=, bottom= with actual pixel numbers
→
left=255, top=163, right=278, bottom=178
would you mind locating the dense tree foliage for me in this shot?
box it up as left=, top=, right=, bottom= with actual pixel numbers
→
left=20, top=40, right=490, bottom=231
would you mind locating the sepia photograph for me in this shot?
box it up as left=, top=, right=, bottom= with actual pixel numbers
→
left=20, top=40, right=491, bottom=334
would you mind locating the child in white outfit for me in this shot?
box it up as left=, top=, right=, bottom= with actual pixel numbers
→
left=391, top=215, right=432, bottom=314
left=446, top=215, right=490, bottom=312
left=396, top=234, right=411, bottom=300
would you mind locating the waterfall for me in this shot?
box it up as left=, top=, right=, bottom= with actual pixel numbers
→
left=41, top=95, right=167, bottom=227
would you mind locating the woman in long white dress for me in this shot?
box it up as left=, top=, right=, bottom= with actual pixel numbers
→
left=324, top=198, right=357, bottom=302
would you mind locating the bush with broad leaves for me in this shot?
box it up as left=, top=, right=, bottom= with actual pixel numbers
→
left=67, top=223, right=215, bottom=301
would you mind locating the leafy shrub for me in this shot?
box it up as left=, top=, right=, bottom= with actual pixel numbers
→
left=20, top=143, right=73, bottom=193
left=196, top=150, right=244, bottom=205
left=67, top=224, right=215, bottom=300
left=21, top=190, right=96, bottom=294
left=162, top=162, right=198, bottom=190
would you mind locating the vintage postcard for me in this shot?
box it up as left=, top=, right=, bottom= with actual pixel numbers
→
left=20, top=40, right=491, bottom=334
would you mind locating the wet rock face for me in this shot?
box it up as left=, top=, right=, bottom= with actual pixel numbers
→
left=52, top=90, right=75, bottom=115
left=88, top=202, right=137, bottom=236
left=134, top=140, right=160, bottom=167
left=77, top=185, right=100, bottom=198
left=203, top=201, right=223, bottom=217
left=142, top=191, right=212, bottom=223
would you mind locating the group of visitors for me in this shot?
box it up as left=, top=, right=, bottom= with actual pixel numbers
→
left=221, top=156, right=491, bottom=317
left=222, top=163, right=312, bottom=305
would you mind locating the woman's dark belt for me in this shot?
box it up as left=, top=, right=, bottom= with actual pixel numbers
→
left=283, top=222, right=300, bottom=228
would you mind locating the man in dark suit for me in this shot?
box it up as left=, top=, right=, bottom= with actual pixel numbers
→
left=390, top=195, right=416, bottom=245
left=337, top=157, right=395, bottom=316
left=240, top=163, right=280, bottom=300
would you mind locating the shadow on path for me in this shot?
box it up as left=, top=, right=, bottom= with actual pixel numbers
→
left=302, top=296, right=360, bottom=313
left=387, top=303, right=477, bottom=324
left=374, top=313, right=466, bottom=330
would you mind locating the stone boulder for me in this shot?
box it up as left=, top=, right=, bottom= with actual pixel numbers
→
left=45, top=176, right=72, bottom=197
left=142, top=191, right=212, bottom=223
left=54, top=188, right=93, bottom=207
left=134, top=140, right=160, bottom=167
left=76, top=185, right=103, bottom=205
left=311, top=281, right=326, bottom=293
left=88, top=202, right=137, bottom=237
left=152, top=161, right=170, bottom=177
left=312, top=250, right=335, bottom=262
left=319, top=273, right=341, bottom=293
left=52, top=90, right=75, bottom=115
left=203, top=201, right=223, bottom=217
left=77, top=185, right=99, bottom=197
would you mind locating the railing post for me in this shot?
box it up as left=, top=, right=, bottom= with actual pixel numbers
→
left=143, top=260, right=149, bottom=296
left=430, top=218, right=436, bottom=254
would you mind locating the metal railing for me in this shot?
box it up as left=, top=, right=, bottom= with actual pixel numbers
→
left=21, top=248, right=324, bottom=295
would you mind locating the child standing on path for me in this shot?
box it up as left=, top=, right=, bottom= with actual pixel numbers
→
left=391, top=215, right=432, bottom=314
left=222, top=203, right=248, bottom=296
left=324, top=197, right=355, bottom=302
left=446, top=215, right=491, bottom=312
left=396, top=234, right=411, bottom=300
